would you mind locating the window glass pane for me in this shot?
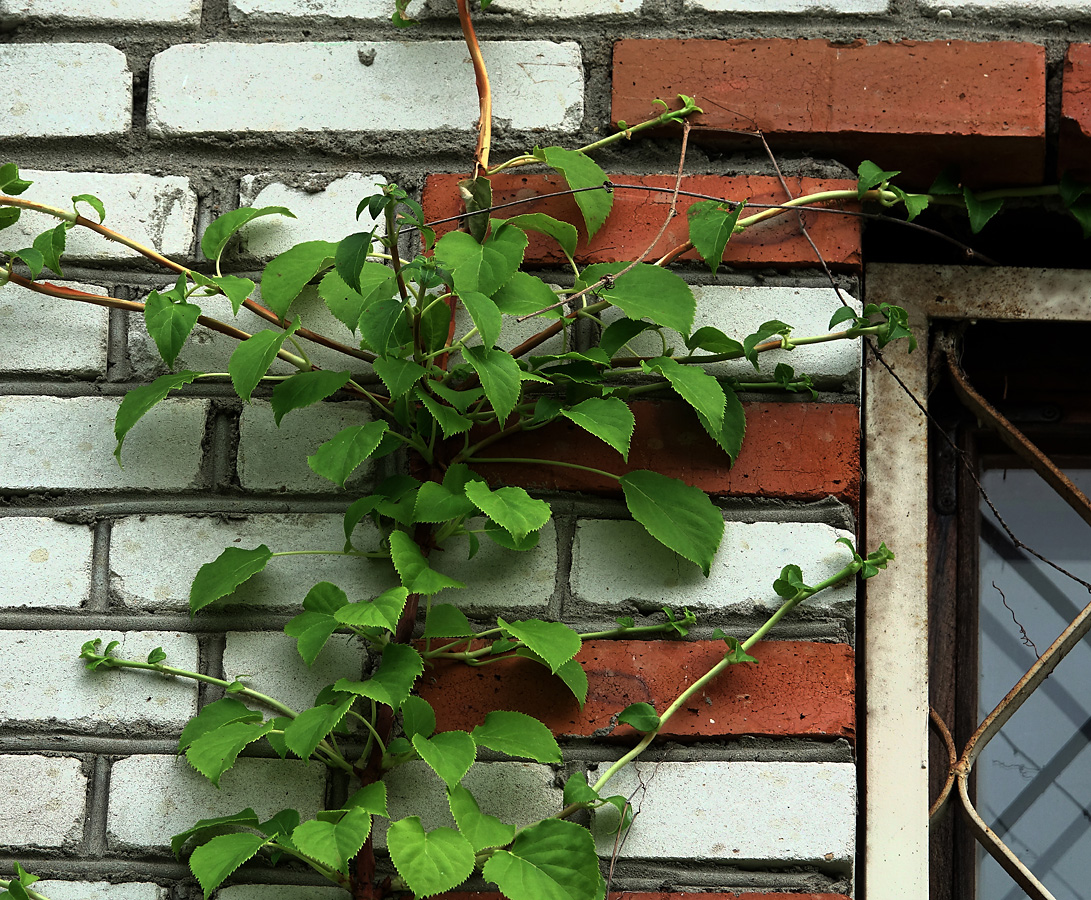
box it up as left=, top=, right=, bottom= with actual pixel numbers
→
left=978, top=468, right=1091, bottom=900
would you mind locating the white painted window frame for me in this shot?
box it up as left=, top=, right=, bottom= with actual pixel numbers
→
left=862, top=263, right=1091, bottom=899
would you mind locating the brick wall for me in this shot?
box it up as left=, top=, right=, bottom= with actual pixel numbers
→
left=2, top=0, right=1088, bottom=898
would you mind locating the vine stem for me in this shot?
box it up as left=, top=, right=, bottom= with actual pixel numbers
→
left=457, top=0, right=491, bottom=174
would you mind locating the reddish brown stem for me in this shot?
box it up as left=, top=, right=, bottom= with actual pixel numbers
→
left=457, top=0, right=492, bottom=175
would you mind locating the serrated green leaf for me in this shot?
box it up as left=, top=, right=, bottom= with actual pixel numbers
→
left=284, top=610, right=339, bottom=666
left=533, top=146, right=612, bottom=238
left=373, top=357, right=427, bottom=399
left=170, top=807, right=261, bottom=857
left=599, top=317, right=654, bottom=358
left=192, top=272, right=256, bottom=315
left=459, top=290, right=503, bottom=349
left=0, top=162, right=33, bottom=195
left=463, top=345, right=521, bottom=424
left=0, top=206, right=21, bottom=230
left=484, top=518, right=540, bottom=551
left=291, top=806, right=371, bottom=874
left=178, top=698, right=263, bottom=753
left=423, top=603, right=475, bottom=639
left=228, top=323, right=297, bottom=402
left=334, top=586, right=410, bottom=632
left=644, top=356, right=725, bottom=432
left=499, top=617, right=580, bottom=675
left=387, top=818, right=475, bottom=899
left=389, top=530, right=466, bottom=594
left=318, top=266, right=397, bottom=334
left=618, top=701, right=659, bottom=732
left=500, top=213, right=578, bottom=258
left=696, top=385, right=746, bottom=463
left=32, top=223, right=66, bottom=277
left=687, top=200, right=744, bottom=274
left=828, top=305, right=859, bottom=330
left=963, top=187, right=1003, bottom=234
left=270, top=369, right=351, bottom=425
left=259, top=808, right=300, bottom=840
left=471, top=710, right=561, bottom=763
left=334, top=230, right=375, bottom=294
left=685, top=326, right=743, bottom=355
left=202, top=206, right=295, bottom=264
left=144, top=289, right=201, bottom=369
left=284, top=696, right=354, bottom=761
left=560, top=397, right=634, bottom=461
left=620, top=470, right=724, bottom=576
left=416, top=388, right=474, bottom=438
left=449, top=784, right=516, bottom=853
left=307, top=421, right=390, bottom=488
left=186, top=719, right=274, bottom=786
left=71, top=193, right=105, bottom=223
left=742, top=319, right=791, bottom=369
left=413, top=481, right=476, bottom=525
left=482, top=818, right=604, bottom=900
left=460, top=175, right=492, bottom=244
left=334, top=642, right=423, bottom=710
left=346, top=781, right=389, bottom=816
left=514, top=648, right=588, bottom=707
left=360, top=297, right=409, bottom=356
left=464, top=481, right=550, bottom=542
left=5, top=246, right=44, bottom=279
left=577, top=263, right=694, bottom=334
left=492, top=271, right=564, bottom=319
left=189, top=544, right=273, bottom=614
left=434, top=227, right=526, bottom=297
left=562, top=772, right=599, bottom=807
left=413, top=730, right=477, bottom=789
left=261, top=240, right=337, bottom=318
left=114, top=370, right=202, bottom=463
left=402, top=695, right=436, bottom=741
left=856, top=160, right=900, bottom=197
left=189, top=832, right=271, bottom=899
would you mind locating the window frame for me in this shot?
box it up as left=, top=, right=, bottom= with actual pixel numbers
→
left=862, top=264, right=1091, bottom=900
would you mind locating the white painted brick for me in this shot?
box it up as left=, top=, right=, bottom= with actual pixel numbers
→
left=0, top=280, right=109, bottom=376
left=111, top=514, right=396, bottom=612
left=430, top=519, right=556, bottom=613
left=0, top=517, right=93, bottom=609
left=108, top=754, right=325, bottom=850
left=128, top=283, right=371, bottom=379
left=227, top=0, right=423, bottom=22
left=590, top=761, right=854, bottom=865
left=148, top=42, right=583, bottom=136
left=377, top=760, right=561, bottom=848
left=217, top=888, right=344, bottom=900
left=689, top=0, right=885, bottom=9
left=237, top=400, right=375, bottom=493
left=0, top=755, right=86, bottom=848
left=2, top=0, right=200, bottom=24
left=0, top=44, right=131, bottom=137
left=602, top=285, right=861, bottom=392
left=7, top=171, right=197, bottom=260
left=920, top=0, right=1091, bottom=14
left=0, top=631, right=198, bottom=731
left=33, top=883, right=163, bottom=900
left=0, top=396, right=207, bottom=491
left=571, top=520, right=856, bottom=615
left=237, top=173, right=387, bottom=259
left=223, top=631, right=368, bottom=714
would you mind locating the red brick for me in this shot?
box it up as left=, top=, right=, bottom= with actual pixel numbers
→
left=420, top=640, right=855, bottom=742
left=423, top=173, right=862, bottom=270
left=1060, top=44, right=1091, bottom=180
left=613, top=39, right=1046, bottom=188
left=469, top=400, right=860, bottom=506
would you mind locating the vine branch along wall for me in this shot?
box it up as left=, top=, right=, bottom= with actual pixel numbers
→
left=2, top=1, right=1090, bottom=899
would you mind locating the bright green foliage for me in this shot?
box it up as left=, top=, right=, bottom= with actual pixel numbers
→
left=71, top=193, right=105, bottom=223
left=464, top=482, right=550, bottom=541
left=449, top=784, right=516, bottom=852
left=335, top=642, right=423, bottom=710
left=144, top=278, right=201, bottom=369
left=307, top=421, right=390, bottom=487
left=963, top=187, right=1004, bottom=233
left=186, top=719, right=275, bottom=786
left=113, top=370, right=201, bottom=462
left=618, top=702, right=660, bottom=732
left=501, top=213, right=578, bottom=258
left=532, top=146, right=612, bottom=238
left=178, top=698, right=262, bottom=753
left=284, top=695, right=353, bottom=760
left=620, top=471, right=724, bottom=576
left=498, top=618, right=580, bottom=674
left=560, top=397, right=634, bottom=460
left=189, top=544, right=273, bottom=613
left=32, top=223, right=66, bottom=277
left=576, top=262, right=695, bottom=333
left=482, top=818, right=605, bottom=900
left=471, top=710, right=562, bottom=763
left=291, top=806, right=371, bottom=873
left=261, top=240, right=337, bottom=317
left=271, top=370, right=352, bottom=425
left=413, top=730, right=477, bottom=789
left=201, top=206, right=294, bottom=266
left=388, top=818, right=476, bottom=898
left=687, top=200, right=744, bottom=274
left=190, top=832, right=271, bottom=898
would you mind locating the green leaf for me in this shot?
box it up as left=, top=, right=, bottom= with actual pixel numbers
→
left=186, top=719, right=274, bottom=786
left=619, top=470, right=724, bottom=576
left=929, top=165, right=961, bottom=195
left=643, top=356, right=725, bottom=432
left=334, top=230, right=375, bottom=294
left=346, top=781, right=389, bottom=816
left=599, top=317, right=655, bottom=358
left=147, top=646, right=167, bottom=664
left=577, top=263, right=695, bottom=334
left=460, top=175, right=492, bottom=244
left=387, top=818, right=475, bottom=899
left=4, top=246, right=44, bottom=278
left=170, top=807, right=261, bottom=857
left=856, top=160, right=900, bottom=197
left=318, top=266, right=397, bottom=334
left=685, top=326, right=743, bottom=355
left=202, top=206, right=295, bottom=264
left=360, top=297, right=409, bottom=356
left=687, top=200, right=744, bottom=274
left=389, top=530, right=467, bottom=594
left=434, top=227, right=526, bottom=297
left=471, top=710, right=561, bottom=763
left=562, top=772, right=599, bottom=807
left=483, top=818, right=605, bottom=900
left=712, top=629, right=758, bottom=663
left=189, top=544, right=273, bottom=614
left=423, top=603, right=475, bottom=639
left=414, top=481, right=476, bottom=524
left=560, top=397, right=634, bottom=461
left=114, top=370, right=202, bottom=463
left=291, top=807, right=371, bottom=874
left=499, top=617, right=580, bottom=674
left=484, top=519, right=540, bottom=551
left=696, top=385, right=746, bottom=463
left=463, top=345, right=521, bottom=424
left=284, top=696, right=354, bottom=761
left=773, top=563, right=808, bottom=599
left=416, top=388, right=474, bottom=438
left=1060, top=171, right=1091, bottom=208
left=178, top=698, right=262, bottom=753
left=459, top=290, right=503, bottom=349
left=32, top=223, right=66, bottom=277
left=617, top=702, right=660, bottom=732
left=261, top=240, right=337, bottom=318
left=1068, top=197, right=1091, bottom=239
left=492, top=271, right=564, bottom=319
left=307, top=421, right=390, bottom=488
left=963, top=187, right=1003, bottom=234
left=828, top=305, right=859, bottom=330
left=71, top=193, right=106, bottom=223
left=402, top=695, right=436, bottom=741
left=334, top=586, right=410, bottom=632
left=412, top=730, right=477, bottom=789
left=533, top=146, right=612, bottom=238
left=514, top=648, right=588, bottom=707
left=464, top=481, right=550, bottom=541
left=143, top=288, right=201, bottom=369
left=0, top=206, right=21, bottom=230
left=270, top=369, right=352, bottom=425
left=189, top=832, right=270, bottom=899
left=449, top=784, right=516, bottom=853
left=334, top=642, right=423, bottom=710
left=0, top=162, right=33, bottom=195
left=374, top=357, right=427, bottom=399
left=284, top=610, right=339, bottom=666
left=228, top=321, right=298, bottom=402
left=500, top=213, right=578, bottom=258
left=192, top=272, right=256, bottom=315
left=742, top=319, right=791, bottom=369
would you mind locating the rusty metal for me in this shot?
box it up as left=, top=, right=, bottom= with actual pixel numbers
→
left=928, top=344, right=1091, bottom=900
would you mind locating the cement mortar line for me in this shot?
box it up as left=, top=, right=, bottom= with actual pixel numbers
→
left=0, top=855, right=333, bottom=887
